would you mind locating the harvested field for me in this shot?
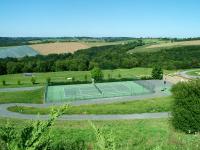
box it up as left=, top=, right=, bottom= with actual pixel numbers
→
left=147, top=40, right=200, bottom=49
left=30, top=42, right=90, bottom=55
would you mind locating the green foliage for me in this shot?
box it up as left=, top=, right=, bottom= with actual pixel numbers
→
left=152, top=66, right=163, bottom=79
left=90, top=121, right=116, bottom=150
left=72, top=76, right=75, bottom=82
left=84, top=74, right=88, bottom=81
left=2, top=80, right=6, bottom=86
left=171, top=80, right=200, bottom=133
left=91, top=67, right=104, bottom=81
left=17, top=80, right=21, bottom=85
left=31, top=77, right=36, bottom=85
left=0, top=105, right=68, bottom=150
left=118, top=73, right=121, bottom=78
left=46, top=77, right=51, bottom=83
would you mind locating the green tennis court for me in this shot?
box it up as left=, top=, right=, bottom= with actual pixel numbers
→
left=46, top=81, right=153, bottom=102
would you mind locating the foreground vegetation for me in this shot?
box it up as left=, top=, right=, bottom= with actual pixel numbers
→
left=8, top=96, right=173, bottom=115
left=0, top=88, right=43, bottom=104
left=0, top=117, right=200, bottom=150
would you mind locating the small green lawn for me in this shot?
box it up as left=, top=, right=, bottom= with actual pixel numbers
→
left=187, top=69, right=200, bottom=76
left=0, top=68, right=175, bottom=88
left=0, top=88, right=44, bottom=104
left=8, top=96, right=173, bottom=114
left=0, top=117, right=199, bottom=149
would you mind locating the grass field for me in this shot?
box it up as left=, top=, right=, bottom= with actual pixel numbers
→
left=0, top=45, right=38, bottom=58
left=0, top=68, right=175, bottom=88
left=129, top=40, right=200, bottom=53
left=0, top=88, right=44, bottom=104
left=187, top=69, right=200, bottom=76
left=8, top=96, right=173, bottom=115
left=0, top=117, right=199, bottom=149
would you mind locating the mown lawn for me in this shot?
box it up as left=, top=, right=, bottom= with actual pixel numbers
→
left=8, top=96, right=173, bottom=114
left=0, top=88, right=44, bottom=104
left=187, top=69, right=200, bottom=76
left=0, top=67, right=175, bottom=88
left=0, top=117, right=199, bottom=149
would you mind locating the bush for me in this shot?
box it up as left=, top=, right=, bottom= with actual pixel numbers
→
left=2, top=80, right=6, bottom=86
left=72, top=76, right=75, bottom=82
left=17, top=80, right=21, bottom=85
left=152, top=66, right=163, bottom=80
left=84, top=74, right=88, bottom=82
left=31, top=77, right=36, bottom=85
left=91, top=67, right=104, bottom=81
left=46, top=77, right=51, bottom=83
left=171, top=80, right=200, bottom=133
left=118, top=74, right=121, bottom=79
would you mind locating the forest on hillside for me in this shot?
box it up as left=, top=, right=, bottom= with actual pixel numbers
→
left=0, top=40, right=200, bottom=75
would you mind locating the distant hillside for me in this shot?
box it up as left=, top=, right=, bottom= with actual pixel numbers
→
left=0, top=46, right=38, bottom=58
left=129, top=40, right=200, bottom=53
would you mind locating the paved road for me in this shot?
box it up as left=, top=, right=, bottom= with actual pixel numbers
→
left=0, top=80, right=172, bottom=120
left=0, top=103, right=170, bottom=120
left=178, top=70, right=200, bottom=79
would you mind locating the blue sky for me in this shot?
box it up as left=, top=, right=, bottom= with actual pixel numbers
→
left=0, top=0, right=200, bottom=37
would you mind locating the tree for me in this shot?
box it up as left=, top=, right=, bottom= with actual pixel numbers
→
left=46, top=77, right=51, bottom=83
left=91, top=67, right=104, bottom=82
left=2, top=80, right=6, bottom=86
left=6, top=62, right=22, bottom=74
left=31, top=77, right=36, bottom=85
left=84, top=74, right=88, bottom=82
left=171, top=80, right=200, bottom=133
left=151, top=66, right=163, bottom=80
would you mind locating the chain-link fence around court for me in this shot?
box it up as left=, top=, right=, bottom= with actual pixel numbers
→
left=45, top=80, right=169, bottom=103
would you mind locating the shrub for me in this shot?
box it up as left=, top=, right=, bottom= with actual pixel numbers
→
left=84, top=74, right=88, bottom=82
left=118, top=74, right=121, bottom=79
left=72, top=76, right=75, bottom=82
left=46, top=77, right=51, bottom=83
left=31, top=77, right=36, bottom=85
left=91, top=67, right=104, bottom=81
left=152, top=66, right=163, bottom=80
left=171, top=80, right=200, bottom=133
left=2, top=80, right=6, bottom=86
left=108, top=73, right=111, bottom=80
left=17, top=80, right=21, bottom=85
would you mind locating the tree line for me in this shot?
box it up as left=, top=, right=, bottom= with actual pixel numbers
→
left=0, top=42, right=200, bottom=75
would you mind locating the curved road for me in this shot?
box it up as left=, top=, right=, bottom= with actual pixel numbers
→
left=0, top=76, right=193, bottom=121
left=178, top=69, right=200, bottom=79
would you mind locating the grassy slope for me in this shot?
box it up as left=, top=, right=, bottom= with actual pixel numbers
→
left=0, top=68, right=175, bottom=88
left=8, top=96, right=173, bottom=114
left=0, top=117, right=199, bottom=149
left=0, top=88, right=44, bottom=104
